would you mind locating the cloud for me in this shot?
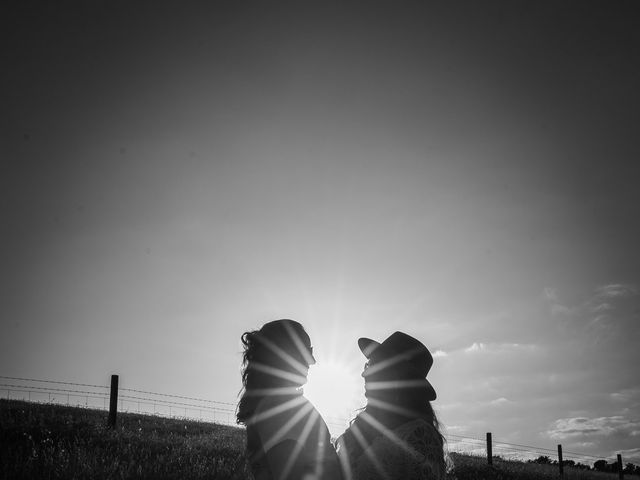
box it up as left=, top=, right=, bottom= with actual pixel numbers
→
left=544, top=287, right=559, bottom=303
left=594, top=284, right=639, bottom=299
left=585, top=284, right=639, bottom=343
left=463, top=342, right=538, bottom=354
left=543, top=287, right=575, bottom=317
left=588, top=284, right=639, bottom=320
left=544, top=283, right=640, bottom=343
left=548, top=416, right=640, bottom=440
left=465, top=342, right=486, bottom=353
left=489, top=397, right=512, bottom=406
left=610, top=387, right=640, bottom=405
left=591, top=302, right=613, bottom=313
left=433, top=349, right=448, bottom=358
left=438, top=402, right=465, bottom=412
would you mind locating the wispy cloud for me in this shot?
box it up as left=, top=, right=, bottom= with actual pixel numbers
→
left=548, top=416, right=640, bottom=439
left=544, top=283, right=640, bottom=343
left=465, top=342, right=486, bottom=353
left=463, top=342, right=538, bottom=354
left=610, top=387, right=640, bottom=405
left=543, top=287, right=559, bottom=303
left=594, top=284, right=639, bottom=299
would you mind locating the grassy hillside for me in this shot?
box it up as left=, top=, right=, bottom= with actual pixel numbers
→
left=0, top=399, right=620, bottom=479
left=1, top=399, right=247, bottom=479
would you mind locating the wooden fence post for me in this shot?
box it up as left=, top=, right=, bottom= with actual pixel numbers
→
left=558, top=444, right=564, bottom=478
left=486, top=432, right=492, bottom=465
left=108, top=375, right=119, bottom=428
left=617, top=454, right=623, bottom=479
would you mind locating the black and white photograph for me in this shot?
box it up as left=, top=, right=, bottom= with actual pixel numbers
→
left=2, top=1, right=639, bottom=479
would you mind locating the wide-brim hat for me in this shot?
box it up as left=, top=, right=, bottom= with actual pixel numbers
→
left=358, top=331, right=437, bottom=401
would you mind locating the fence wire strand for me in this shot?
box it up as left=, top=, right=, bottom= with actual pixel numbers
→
left=0, top=375, right=108, bottom=389
left=119, top=387, right=235, bottom=406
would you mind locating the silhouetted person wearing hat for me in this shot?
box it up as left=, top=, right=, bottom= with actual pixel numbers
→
left=336, top=332, right=447, bottom=480
left=236, top=319, right=342, bottom=480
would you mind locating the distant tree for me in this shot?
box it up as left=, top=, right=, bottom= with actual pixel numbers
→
left=574, top=462, right=591, bottom=470
left=532, top=455, right=552, bottom=464
left=623, top=463, right=639, bottom=475
left=594, top=460, right=608, bottom=472
left=563, top=459, right=575, bottom=468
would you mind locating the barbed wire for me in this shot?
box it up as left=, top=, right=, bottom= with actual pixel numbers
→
left=2, top=387, right=109, bottom=404
left=119, top=387, right=236, bottom=407
left=492, top=439, right=558, bottom=454
left=447, top=432, right=489, bottom=443
left=445, top=432, right=605, bottom=462
left=0, top=375, right=108, bottom=389
left=0, top=383, right=110, bottom=397
left=118, top=394, right=236, bottom=413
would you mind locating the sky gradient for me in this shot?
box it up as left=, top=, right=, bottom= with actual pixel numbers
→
left=2, top=1, right=639, bottom=465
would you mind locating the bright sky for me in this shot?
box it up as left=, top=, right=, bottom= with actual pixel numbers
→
left=2, top=0, right=639, bottom=465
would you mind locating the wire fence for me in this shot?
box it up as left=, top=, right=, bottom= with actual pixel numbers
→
left=0, top=375, right=236, bottom=426
left=444, top=432, right=607, bottom=465
left=0, top=375, right=620, bottom=468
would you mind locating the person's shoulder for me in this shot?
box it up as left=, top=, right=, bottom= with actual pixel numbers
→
left=395, top=418, right=435, bottom=437
left=394, top=418, right=444, bottom=452
left=252, top=394, right=317, bottom=435
left=398, top=417, right=431, bottom=429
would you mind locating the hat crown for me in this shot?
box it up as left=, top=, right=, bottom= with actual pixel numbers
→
left=376, top=331, right=433, bottom=377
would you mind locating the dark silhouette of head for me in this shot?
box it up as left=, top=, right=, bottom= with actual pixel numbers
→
left=236, top=319, right=315, bottom=424
left=359, top=331, right=436, bottom=407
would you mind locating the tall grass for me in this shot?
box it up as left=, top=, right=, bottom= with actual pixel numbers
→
left=1, top=399, right=248, bottom=479
left=1, top=399, right=624, bottom=479
left=450, top=453, right=622, bottom=480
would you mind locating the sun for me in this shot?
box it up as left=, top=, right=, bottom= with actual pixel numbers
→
left=304, top=359, right=364, bottom=436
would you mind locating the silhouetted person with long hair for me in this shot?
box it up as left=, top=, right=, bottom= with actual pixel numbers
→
left=237, top=319, right=342, bottom=480
left=336, top=332, right=447, bottom=480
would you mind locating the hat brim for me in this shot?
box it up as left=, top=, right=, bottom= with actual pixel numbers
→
left=358, top=337, right=380, bottom=358
left=357, top=336, right=437, bottom=401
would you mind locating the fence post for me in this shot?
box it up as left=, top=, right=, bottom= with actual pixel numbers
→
left=618, top=454, right=623, bottom=479
left=558, top=444, right=564, bottom=478
left=108, top=375, right=119, bottom=428
left=486, top=432, right=492, bottom=465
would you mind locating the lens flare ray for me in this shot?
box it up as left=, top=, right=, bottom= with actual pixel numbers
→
left=262, top=401, right=315, bottom=452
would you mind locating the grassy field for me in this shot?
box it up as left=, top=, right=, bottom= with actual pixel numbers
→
left=1, top=399, right=248, bottom=479
left=0, top=399, right=623, bottom=480
left=448, top=453, right=621, bottom=480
